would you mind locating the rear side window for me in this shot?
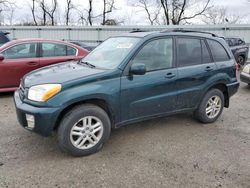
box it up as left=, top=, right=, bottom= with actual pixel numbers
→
left=201, top=40, right=212, bottom=64
left=207, top=40, right=230, bottom=62
left=41, top=43, right=77, bottom=57
left=42, top=43, right=66, bottom=57
left=177, top=38, right=202, bottom=67
left=67, top=46, right=77, bottom=56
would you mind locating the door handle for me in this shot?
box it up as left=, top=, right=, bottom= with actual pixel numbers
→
left=165, top=72, right=176, bottom=79
left=27, top=61, right=39, bottom=66
left=67, top=59, right=74, bottom=61
left=205, top=66, right=213, bottom=72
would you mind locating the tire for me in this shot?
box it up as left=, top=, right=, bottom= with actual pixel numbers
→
left=237, top=55, right=245, bottom=68
left=194, top=89, right=224, bottom=123
left=57, top=104, right=111, bottom=156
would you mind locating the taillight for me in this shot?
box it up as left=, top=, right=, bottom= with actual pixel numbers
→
left=235, top=63, right=238, bottom=78
left=235, top=63, right=239, bottom=72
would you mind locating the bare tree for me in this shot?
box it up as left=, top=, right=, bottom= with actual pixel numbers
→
left=77, top=0, right=103, bottom=26
left=0, top=0, right=16, bottom=25
left=5, top=4, right=15, bottom=25
left=202, top=7, right=240, bottom=24
left=102, top=0, right=115, bottom=25
left=0, top=0, right=15, bottom=10
left=30, top=0, right=37, bottom=25
left=76, top=8, right=88, bottom=25
left=135, top=0, right=161, bottom=25
left=65, top=0, right=74, bottom=25
left=87, top=0, right=93, bottom=26
left=46, top=0, right=57, bottom=25
left=160, top=0, right=211, bottom=25
left=39, top=0, right=47, bottom=25
left=39, top=0, right=57, bottom=25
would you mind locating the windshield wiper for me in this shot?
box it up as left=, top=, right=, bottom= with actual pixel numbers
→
left=79, top=60, right=96, bottom=68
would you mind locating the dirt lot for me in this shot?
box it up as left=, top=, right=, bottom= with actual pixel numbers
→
left=0, top=82, right=250, bottom=188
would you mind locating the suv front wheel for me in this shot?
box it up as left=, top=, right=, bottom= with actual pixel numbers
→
left=194, top=89, right=224, bottom=123
left=57, top=104, right=111, bottom=156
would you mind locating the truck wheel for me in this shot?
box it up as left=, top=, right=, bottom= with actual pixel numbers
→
left=237, top=55, right=245, bottom=68
left=194, top=89, right=224, bottom=123
left=57, top=104, right=111, bottom=156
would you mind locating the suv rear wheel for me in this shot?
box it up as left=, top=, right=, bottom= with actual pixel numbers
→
left=194, top=89, right=224, bottom=123
left=57, top=104, right=111, bottom=156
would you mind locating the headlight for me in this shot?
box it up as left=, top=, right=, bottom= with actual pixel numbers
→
left=28, top=84, right=61, bottom=102
left=242, top=65, right=250, bottom=74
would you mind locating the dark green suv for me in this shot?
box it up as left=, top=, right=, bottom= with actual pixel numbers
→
left=14, top=30, right=239, bottom=156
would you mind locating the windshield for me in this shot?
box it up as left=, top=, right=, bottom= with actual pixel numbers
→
left=82, top=37, right=140, bottom=69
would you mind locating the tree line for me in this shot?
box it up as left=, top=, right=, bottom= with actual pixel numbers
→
left=0, top=0, right=245, bottom=26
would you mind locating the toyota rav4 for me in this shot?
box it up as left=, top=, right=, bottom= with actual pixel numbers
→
left=14, top=30, right=239, bottom=156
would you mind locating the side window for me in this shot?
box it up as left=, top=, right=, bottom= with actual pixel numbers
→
left=132, top=38, right=173, bottom=72
left=238, top=39, right=244, bottom=45
left=41, top=43, right=67, bottom=57
left=226, top=39, right=233, bottom=47
left=67, top=46, right=77, bottom=56
left=201, top=40, right=212, bottom=64
left=3, top=43, right=37, bottom=59
left=207, top=39, right=230, bottom=62
left=177, top=38, right=202, bottom=67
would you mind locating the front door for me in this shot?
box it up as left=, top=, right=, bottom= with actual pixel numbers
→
left=120, top=37, right=177, bottom=122
left=0, top=42, right=39, bottom=89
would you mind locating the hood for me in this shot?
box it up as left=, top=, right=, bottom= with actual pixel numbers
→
left=23, top=61, right=107, bottom=87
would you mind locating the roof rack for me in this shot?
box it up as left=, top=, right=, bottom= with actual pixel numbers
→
left=129, top=29, right=148, bottom=33
left=161, top=29, right=218, bottom=37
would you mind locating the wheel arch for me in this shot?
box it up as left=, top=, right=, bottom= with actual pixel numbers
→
left=54, top=98, right=115, bottom=131
left=205, top=83, right=229, bottom=108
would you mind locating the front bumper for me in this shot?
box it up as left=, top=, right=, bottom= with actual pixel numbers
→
left=14, top=90, right=61, bottom=136
left=240, top=72, right=250, bottom=84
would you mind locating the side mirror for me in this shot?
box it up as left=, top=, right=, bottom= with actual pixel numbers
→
left=130, top=63, right=146, bottom=75
left=0, top=54, right=4, bottom=61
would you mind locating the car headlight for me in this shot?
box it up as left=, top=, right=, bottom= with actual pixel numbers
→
left=28, top=84, right=62, bottom=102
left=242, top=65, right=250, bottom=74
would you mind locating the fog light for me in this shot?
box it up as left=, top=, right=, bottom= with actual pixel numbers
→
left=26, top=114, right=35, bottom=129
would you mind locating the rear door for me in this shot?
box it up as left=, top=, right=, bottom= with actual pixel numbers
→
left=176, top=37, right=216, bottom=110
left=0, top=42, right=39, bottom=89
left=39, top=42, right=79, bottom=67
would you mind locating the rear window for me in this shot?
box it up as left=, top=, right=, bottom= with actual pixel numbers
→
left=207, top=39, right=230, bottom=62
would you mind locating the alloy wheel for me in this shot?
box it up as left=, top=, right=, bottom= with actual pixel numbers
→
left=205, top=95, right=222, bottom=119
left=70, top=116, right=104, bottom=150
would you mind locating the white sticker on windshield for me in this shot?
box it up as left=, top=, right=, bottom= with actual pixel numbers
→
left=116, top=43, right=133, bottom=49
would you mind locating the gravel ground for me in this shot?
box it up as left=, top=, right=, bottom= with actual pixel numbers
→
left=0, top=82, right=250, bottom=188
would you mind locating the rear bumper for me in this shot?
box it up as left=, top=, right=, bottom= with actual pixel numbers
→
left=14, top=90, right=61, bottom=137
left=226, top=81, right=239, bottom=97
left=240, top=72, right=250, bottom=84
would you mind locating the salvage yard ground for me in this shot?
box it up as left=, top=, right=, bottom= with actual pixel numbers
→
left=0, top=81, right=250, bottom=188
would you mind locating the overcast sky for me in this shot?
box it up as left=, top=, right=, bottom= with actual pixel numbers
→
left=10, top=0, right=250, bottom=25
